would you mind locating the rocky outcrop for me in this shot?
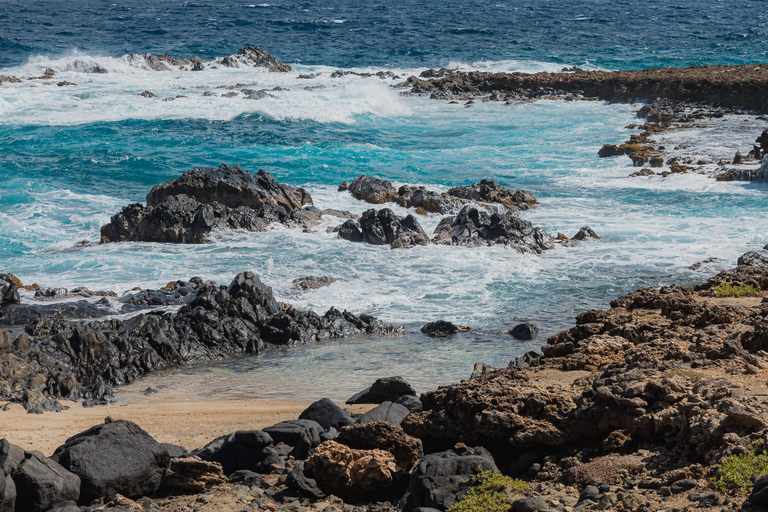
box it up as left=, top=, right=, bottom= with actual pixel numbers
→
left=51, top=420, right=169, bottom=503
left=338, top=208, right=430, bottom=249
left=100, top=165, right=316, bottom=244
left=399, top=64, right=768, bottom=113
left=343, top=175, right=537, bottom=214
left=304, top=441, right=400, bottom=502
left=432, top=205, right=554, bottom=252
left=0, top=272, right=401, bottom=411
left=336, top=421, right=423, bottom=470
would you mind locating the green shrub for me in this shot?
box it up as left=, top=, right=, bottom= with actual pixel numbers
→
left=712, top=448, right=768, bottom=494
left=448, top=469, right=529, bottom=512
left=714, top=282, right=759, bottom=298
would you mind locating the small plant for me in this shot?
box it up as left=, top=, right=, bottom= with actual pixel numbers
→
left=574, top=455, right=624, bottom=486
left=714, top=282, right=759, bottom=298
left=712, top=447, right=768, bottom=494
left=448, top=469, right=529, bottom=512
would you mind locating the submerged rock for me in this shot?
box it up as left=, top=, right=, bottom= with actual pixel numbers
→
left=432, top=205, right=554, bottom=252
left=100, top=165, right=315, bottom=244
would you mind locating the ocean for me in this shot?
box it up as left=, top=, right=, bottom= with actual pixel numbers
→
left=1, top=0, right=768, bottom=402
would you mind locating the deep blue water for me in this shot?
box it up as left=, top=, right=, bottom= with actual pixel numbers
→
left=1, top=0, right=767, bottom=70
left=1, top=0, right=768, bottom=400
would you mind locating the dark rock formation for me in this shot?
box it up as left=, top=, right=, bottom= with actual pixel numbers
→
left=292, top=276, right=343, bottom=290
left=51, top=420, right=169, bottom=503
left=508, top=323, right=540, bottom=340
left=339, top=209, right=429, bottom=249
left=298, top=398, right=355, bottom=431
left=100, top=165, right=315, bottom=244
left=572, top=226, right=600, bottom=241
left=192, top=430, right=273, bottom=475
left=395, top=394, right=423, bottom=412
left=286, top=461, right=325, bottom=499
left=344, top=176, right=537, bottom=214
left=0, top=276, right=20, bottom=309
left=432, top=205, right=554, bottom=252
left=263, top=420, right=324, bottom=460
left=103, top=46, right=291, bottom=73
left=14, top=452, right=80, bottom=512
left=420, top=320, right=471, bottom=337
left=0, top=272, right=401, bottom=411
left=399, top=65, right=768, bottom=113
left=402, top=446, right=498, bottom=512
left=346, top=377, right=417, bottom=404
left=738, top=251, right=768, bottom=267
left=358, top=402, right=411, bottom=426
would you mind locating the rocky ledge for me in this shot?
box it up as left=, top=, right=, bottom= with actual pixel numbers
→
left=101, top=165, right=322, bottom=243
left=0, top=272, right=401, bottom=412
left=339, top=175, right=537, bottom=214
left=399, top=64, right=768, bottom=112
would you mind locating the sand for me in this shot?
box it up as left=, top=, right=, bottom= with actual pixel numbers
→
left=0, top=390, right=373, bottom=456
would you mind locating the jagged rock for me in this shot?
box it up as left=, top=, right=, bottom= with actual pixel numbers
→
left=13, top=452, right=80, bottom=512
left=358, top=402, right=411, bottom=426
left=100, top=165, right=314, bottom=243
left=356, top=209, right=430, bottom=249
left=346, top=377, right=417, bottom=404
left=338, top=220, right=364, bottom=242
left=336, top=421, right=423, bottom=469
left=50, top=420, right=169, bottom=503
left=572, top=226, right=600, bottom=240
left=192, top=430, right=273, bottom=475
left=229, top=46, right=292, bottom=72
left=403, top=446, right=498, bottom=512
left=738, top=251, right=768, bottom=267
left=432, top=206, right=553, bottom=252
left=304, top=441, right=399, bottom=502
left=263, top=420, right=324, bottom=459
left=508, top=323, right=540, bottom=340
left=0, top=275, right=20, bottom=308
left=447, top=180, right=537, bottom=208
left=298, top=398, right=355, bottom=431
left=286, top=461, right=325, bottom=499
left=420, top=320, right=471, bottom=337
left=348, top=176, right=398, bottom=204
left=160, top=457, right=226, bottom=493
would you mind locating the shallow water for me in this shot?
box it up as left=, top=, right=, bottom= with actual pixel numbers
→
left=2, top=0, right=768, bottom=401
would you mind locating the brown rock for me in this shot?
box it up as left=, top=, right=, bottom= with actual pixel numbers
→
left=160, top=456, right=226, bottom=493
left=336, top=421, right=423, bottom=470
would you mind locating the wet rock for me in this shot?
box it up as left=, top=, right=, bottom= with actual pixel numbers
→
left=14, top=452, right=80, bottom=512
left=358, top=209, right=430, bottom=248
left=448, top=180, right=537, bottom=209
left=192, top=430, right=273, bottom=475
left=508, top=323, right=540, bottom=340
left=298, top=398, right=355, bottom=431
left=572, top=226, right=600, bottom=240
left=348, top=176, right=398, bottom=204
left=304, top=441, right=399, bottom=502
left=100, top=165, right=314, bottom=244
left=346, top=376, right=417, bottom=404
left=357, top=402, right=411, bottom=426
left=292, top=276, right=343, bottom=290
left=50, top=420, right=169, bottom=503
left=420, top=320, right=471, bottom=337
left=432, top=205, right=553, bottom=252
left=0, top=275, right=20, bottom=308
left=228, top=46, right=292, bottom=72
left=738, top=251, right=768, bottom=267
left=403, top=446, right=498, bottom=512
left=337, top=421, right=423, bottom=470
left=160, top=456, right=226, bottom=493
left=337, top=220, right=364, bottom=242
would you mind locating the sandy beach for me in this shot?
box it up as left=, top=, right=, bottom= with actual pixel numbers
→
left=0, top=391, right=372, bottom=456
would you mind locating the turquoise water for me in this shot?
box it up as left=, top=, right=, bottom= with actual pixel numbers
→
left=2, top=0, right=768, bottom=400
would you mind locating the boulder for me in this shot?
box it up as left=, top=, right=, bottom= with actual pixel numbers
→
left=286, top=461, right=325, bottom=499
left=336, top=421, right=423, bottom=469
left=160, top=456, right=226, bottom=493
left=404, top=446, right=498, bottom=511
left=0, top=275, right=20, bottom=308
left=572, top=226, right=600, bottom=240
left=750, top=474, right=768, bottom=505
left=192, top=430, right=273, bottom=475
left=395, top=394, right=423, bottom=412
left=304, top=441, right=399, bottom=502
left=432, top=206, right=553, bottom=252
left=358, top=209, right=430, bottom=249
left=738, top=251, right=768, bottom=267
left=50, top=420, right=169, bottom=503
left=346, top=376, right=417, bottom=404
left=263, top=420, right=324, bottom=459
left=2, top=475, right=15, bottom=512
left=230, top=46, right=292, bottom=72
left=0, top=439, right=25, bottom=476
left=13, top=452, right=80, bottom=512
left=338, top=220, right=364, bottom=242
left=508, top=323, right=540, bottom=340
left=298, top=398, right=355, bottom=431
left=347, top=176, right=398, bottom=204
left=420, top=320, right=471, bottom=337
left=357, top=402, right=411, bottom=426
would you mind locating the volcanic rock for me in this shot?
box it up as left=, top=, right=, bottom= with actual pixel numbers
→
left=507, top=323, right=540, bottom=340
left=346, top=376, right=417, bottom=404
left=298, top=398, right=355, bottom=431
left=192, top=430, right=273, bottom=475
left=336, top=421, right=423, bottom=470
left=14, top=452, right=80, bottom=512
left=420, top=320, right=471, bottom=337
left=738, top=251, right=768, bottom=267
left=357, top=402, right=411, bottom=426
left=160, top=457, right=226, bottom=493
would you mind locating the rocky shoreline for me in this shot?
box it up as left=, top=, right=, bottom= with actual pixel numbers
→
left=4, top=262, right=768, bottom=511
